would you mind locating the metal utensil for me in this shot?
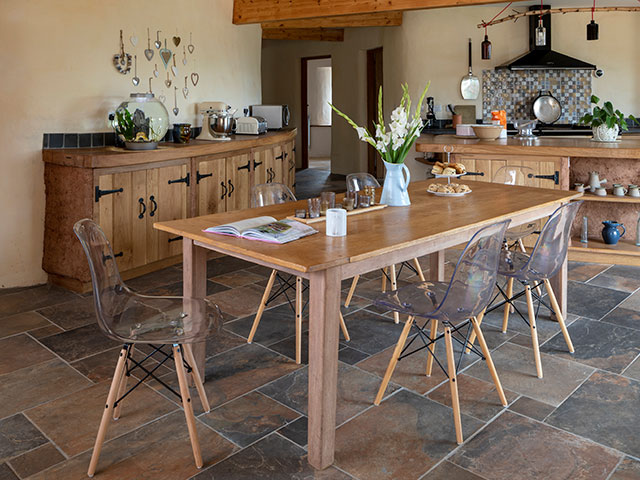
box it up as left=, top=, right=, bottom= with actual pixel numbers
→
left=187, top=32, right=194, bottom=54
left=447, top=104, right=456, bottom=115
left=173, top=87, right=179, bottom=116
left=460, top=38, right=479, bottom=100
left=532, top=91, right=562, bottom=124
left=165, top=72, right=172, bottom=88
left=132, top=55, right=140, bottom=86
left=183, top=76, right=189, bottom=99
left=144, top=28, right=154, bottom=61
left=154, top=30, right=162, bottom=49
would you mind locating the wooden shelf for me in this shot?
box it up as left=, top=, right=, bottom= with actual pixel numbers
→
left=570, top=237, right=640, bottom=257
left=580, top=193, right=640, bottom=203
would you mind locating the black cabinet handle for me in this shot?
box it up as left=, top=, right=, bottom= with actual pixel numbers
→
left=267, top=167, right=273, bottom=182
left=275, top=153, right=284, bottom=160
left=528, top=171, right=559, bottom=185
left=196, top=171, right=213, bottom=184
left=168, top=236, right=183, bottom=243
left=228, top=179, right=234, bottom=196
left=465, top=171, right=485, bottom=176
left=237, top=160, right=251, bottom=172
left=221, top=181, right=227, bottom=199
left=138, top=198, right=146, bottom=219
left=284, top=151, right=288, bottom=158
left=149, top=195, right=158, bottom=217
left=95, top=186, right=123, bottom=202
left=253, top=159, right=263, bottom=168
left=168, top=173, right=190, bottom=186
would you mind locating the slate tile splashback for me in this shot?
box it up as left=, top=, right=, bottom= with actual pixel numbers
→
left=43, top=127, right=202, bottom=149
left=482, top=69, right=592, bottom=124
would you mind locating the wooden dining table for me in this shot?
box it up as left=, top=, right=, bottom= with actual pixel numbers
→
left=154, top=179, right=582, bottom=469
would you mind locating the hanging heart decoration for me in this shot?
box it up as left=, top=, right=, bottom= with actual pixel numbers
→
left=171, top=54, right=178, bottom=77
left=130, top=35, right=138, bottom=47
left=173, top=36, right=181, bottom=47
left=182, top=46, right=187, bottom=65
left=159, top=39, right=172, bottom=69
left=113, top=30, right=132, bottom=74
left=153, top=64, right=159, bottom=78
left=144, top=28, right=154, bottom=61
left=187, top=32, right=194, bottom=54
left=159, top=94, right=166, bottom=103
left=165, top=71, right=172, bottom=88
left=191, top=72, right=199, bottom=86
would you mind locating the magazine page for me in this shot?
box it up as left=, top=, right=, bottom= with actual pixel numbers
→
left=204, top=216, right=277, bottom=236
left=243, top=219, right=317, bottom=244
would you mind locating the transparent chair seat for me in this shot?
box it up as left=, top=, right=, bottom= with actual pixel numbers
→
left=251, top=182, right=296, bottom=207
left=493, top=166, right=539, bottom=240
left=346, top=173, right=381, bottom=192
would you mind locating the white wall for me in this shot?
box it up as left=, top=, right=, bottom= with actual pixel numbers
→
left=310, top=127, right=332, bottom=157
left=0, top=0, right=262, bottom=288
left=308, top=58, right=332, bottom=125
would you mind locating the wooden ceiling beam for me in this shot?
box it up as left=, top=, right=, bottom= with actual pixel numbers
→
left=261, top=12, right=403, bottom=29
left=234, top=0, right=530, bottom=24
left=261, top=28, right=345, bottom=42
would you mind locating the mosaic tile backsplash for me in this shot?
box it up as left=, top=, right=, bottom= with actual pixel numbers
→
left=482, top=69, right=592, bottom=124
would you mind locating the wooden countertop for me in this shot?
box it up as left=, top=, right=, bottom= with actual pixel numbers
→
left=43, top=128, right=296, bottom=168
left=416, top=134, right=640, bottom=159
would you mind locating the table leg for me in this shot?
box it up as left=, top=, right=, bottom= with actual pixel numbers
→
left=307, top=266, right=341, bottom=470
left=429, top=250, right=445, bottom=282
left=183, top=238, right=208, bottom=380
left=549, top=256, right=568, bottom=320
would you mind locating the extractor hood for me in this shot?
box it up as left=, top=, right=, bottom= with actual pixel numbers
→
left=496, top=6, right=596, bottom=70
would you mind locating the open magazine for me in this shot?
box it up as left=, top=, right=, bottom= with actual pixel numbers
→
left=203, top=216, right=317, bottom=244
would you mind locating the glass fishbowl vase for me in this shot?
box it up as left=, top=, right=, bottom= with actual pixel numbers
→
left=110, top=93, right=169, bottom=150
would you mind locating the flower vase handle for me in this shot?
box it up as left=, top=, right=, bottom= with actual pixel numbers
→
left=619, top=224, right=626, bottom=238
left=401, top=164, right=411, bottom=192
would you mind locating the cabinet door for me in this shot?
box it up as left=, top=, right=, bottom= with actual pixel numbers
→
left=271, top=144, right=284, bottom=185
left=284, top=141, right=296, bottom=191
left=197, top=156, right=227, bottom=216
left=252, top=147, right=272, bottom=185
left=96, top=170, right=147, bottom=271
left=226, top=152, right=252, bottom=211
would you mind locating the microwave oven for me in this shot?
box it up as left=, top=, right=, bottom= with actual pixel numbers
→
left=249, top=105, right=290, bottom=130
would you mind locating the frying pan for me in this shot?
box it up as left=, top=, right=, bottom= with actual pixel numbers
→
left=532, top=91, right=562, bottom=124
left=460, top=38, right=479, bottom=100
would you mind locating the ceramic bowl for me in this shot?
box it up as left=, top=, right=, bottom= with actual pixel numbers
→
left=472, top=125, right=503, bottom=140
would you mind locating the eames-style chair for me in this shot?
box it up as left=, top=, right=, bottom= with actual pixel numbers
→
left=343, top=173, right=426, bottom=324
left=74, top=219, right=223, bottom=477
left=247, top=183, right=350, bottom=364
left=373, top=220, right=510, bottom=444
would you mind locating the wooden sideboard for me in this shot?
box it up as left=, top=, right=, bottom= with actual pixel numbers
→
left=43, top=129, right=297, bottom=292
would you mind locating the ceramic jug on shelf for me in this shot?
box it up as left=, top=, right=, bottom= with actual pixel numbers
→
left=602, top=221, right=625, bottom=245
left=587, top=171, right=607, bottom=191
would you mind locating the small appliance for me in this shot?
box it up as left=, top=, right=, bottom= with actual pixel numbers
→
left=235, top=116, right=267, bottom=135
left=196, top=102, right=236, bottom=141
left=249, top=105, right=290, bottom=130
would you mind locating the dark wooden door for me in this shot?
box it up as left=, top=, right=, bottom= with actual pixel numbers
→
left=367, top=47, right=383, bottom=178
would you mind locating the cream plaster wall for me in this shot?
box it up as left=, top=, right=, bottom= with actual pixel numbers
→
left=0, top=0, right=261, bottom=288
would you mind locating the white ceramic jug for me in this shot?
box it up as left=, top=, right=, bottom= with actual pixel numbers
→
left=587, top=171, right=607, bottom=191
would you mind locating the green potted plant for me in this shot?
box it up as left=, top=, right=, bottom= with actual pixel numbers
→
left=579, top=95, right=637, bottom=142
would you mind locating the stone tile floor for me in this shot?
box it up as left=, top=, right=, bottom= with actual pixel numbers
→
left=1, top=257, right=640, bottom=479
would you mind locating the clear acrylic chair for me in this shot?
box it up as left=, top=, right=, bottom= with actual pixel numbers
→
left=248, top=183, right=350, bottom=364
left=467, top=201, right=582, bottom=379
left=74, top=219, right=223, bottom=476
left=373, top=220, right=510, bottom=444
left=343, top=173, right=426, bottom=324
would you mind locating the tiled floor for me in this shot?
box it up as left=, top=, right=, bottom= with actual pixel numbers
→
left=1, top=257, right=640, bottom=479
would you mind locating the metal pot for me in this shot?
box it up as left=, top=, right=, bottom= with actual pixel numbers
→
left=532, top=91, right=562, bottom=124
left=210, top=112, right=234, bottom=137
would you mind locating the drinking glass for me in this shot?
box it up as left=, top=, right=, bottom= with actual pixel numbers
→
left=321, top=191, right=336, bottom=208
left=295, top=209, right=307, bottom=219
left=307, top=197, right=321, bottom=218
left=359, top=194, right=372, bottom=208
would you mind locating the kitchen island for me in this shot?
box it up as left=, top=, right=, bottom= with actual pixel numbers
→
left=416, top=134, right=640, bottom=266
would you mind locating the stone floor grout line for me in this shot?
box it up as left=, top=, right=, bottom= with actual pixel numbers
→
left=604, top=456, right=627, bottom=480
left=619, top=351, right=640, bottom=378
left=540, top=369, right=597, bottom=424
left=22, top=410, right=72, bottom=462
left=580, top=263, right=614, bottom=283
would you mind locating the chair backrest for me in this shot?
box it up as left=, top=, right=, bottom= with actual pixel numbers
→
left=522, top=201, right=583, bottom=278
left=251, top=182, right=296, bottom=207
left=73, top=219, right=127, bottom=335
left=492, top=165, right=537, bottom=187
left=346, top=173, right=381, bottom=192
left=434, top=219, right=510, bottom=322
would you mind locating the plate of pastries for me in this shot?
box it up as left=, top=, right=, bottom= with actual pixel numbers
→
left=431, top=161, right=466, bottom=177
left=427, top=182, right=472, bottom=197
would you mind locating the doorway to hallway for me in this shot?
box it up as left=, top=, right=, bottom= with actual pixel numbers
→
left=301, top=56, right=332, bottom=172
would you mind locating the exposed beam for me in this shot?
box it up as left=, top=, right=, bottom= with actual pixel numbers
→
left=261, top=12, right=403, bottom=29
left=262, top=28, right=345, bottom=42
left=233, top=0, right=531, bottom=24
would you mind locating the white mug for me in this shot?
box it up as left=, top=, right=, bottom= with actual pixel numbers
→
left=613, top=185, right=628, bottom=196
left=629, top=185, right=640, bottom=197
left=326, top=208, right=347, bottom=237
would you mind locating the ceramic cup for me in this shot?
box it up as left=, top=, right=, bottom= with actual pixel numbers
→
left=613, top=184, right=628, bottom=196
left=574, top=183, right=585, bottom=193
left=326, top=208, right=347, bottom=237
left=595, top=187, right=607, bottom=197
left=629, top=185, right=640, bottom=197
left=172, top=123, right=191, bottom=144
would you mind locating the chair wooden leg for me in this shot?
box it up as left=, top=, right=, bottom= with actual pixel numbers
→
left=339, top=312, right=350, bottom=342
left=173, top=345, right=203, bottom=469
left=464, top=308, right=485, bottom=354
left=413, top=258, right=426, bottom=282
left=544, top=278, right=575, bottom=353
left=381, top=267, right=388, bottom=292
left=88, top=345, right=129, bottom=477
left=248, top=269, right=277, bottom=344
left=470, top=317, right=507, bottom=406
left=444, top=326, right=463, bottom=445
left=389, top=264, right=400, bottom=324
left=525, top=285, right=543, bottom=379
left=374, top=316, right=415, bottom=405
left=183, top=343, right=211, bottom=413
left=426, top=319, right=438, bottom=376
left=295, top=276, right=303, bottom=364
left=518, top=239, right=542, bottom=297
left=344, top=275, right=359, bottom=308
left=502, top=277, right=514, bottom=333
left=112, top=345, right=134, bottom=420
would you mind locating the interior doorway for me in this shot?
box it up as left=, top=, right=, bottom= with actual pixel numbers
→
left=366, top=47, right=383, bottom=177
left=301, top=56, right=332, bottom=171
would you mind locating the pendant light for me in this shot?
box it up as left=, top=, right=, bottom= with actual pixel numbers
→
left=481, top=27, right=492, bottom=60
left=587, top=0, right=599, bottom=40
left=535, top=0, right=546, bottom=46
